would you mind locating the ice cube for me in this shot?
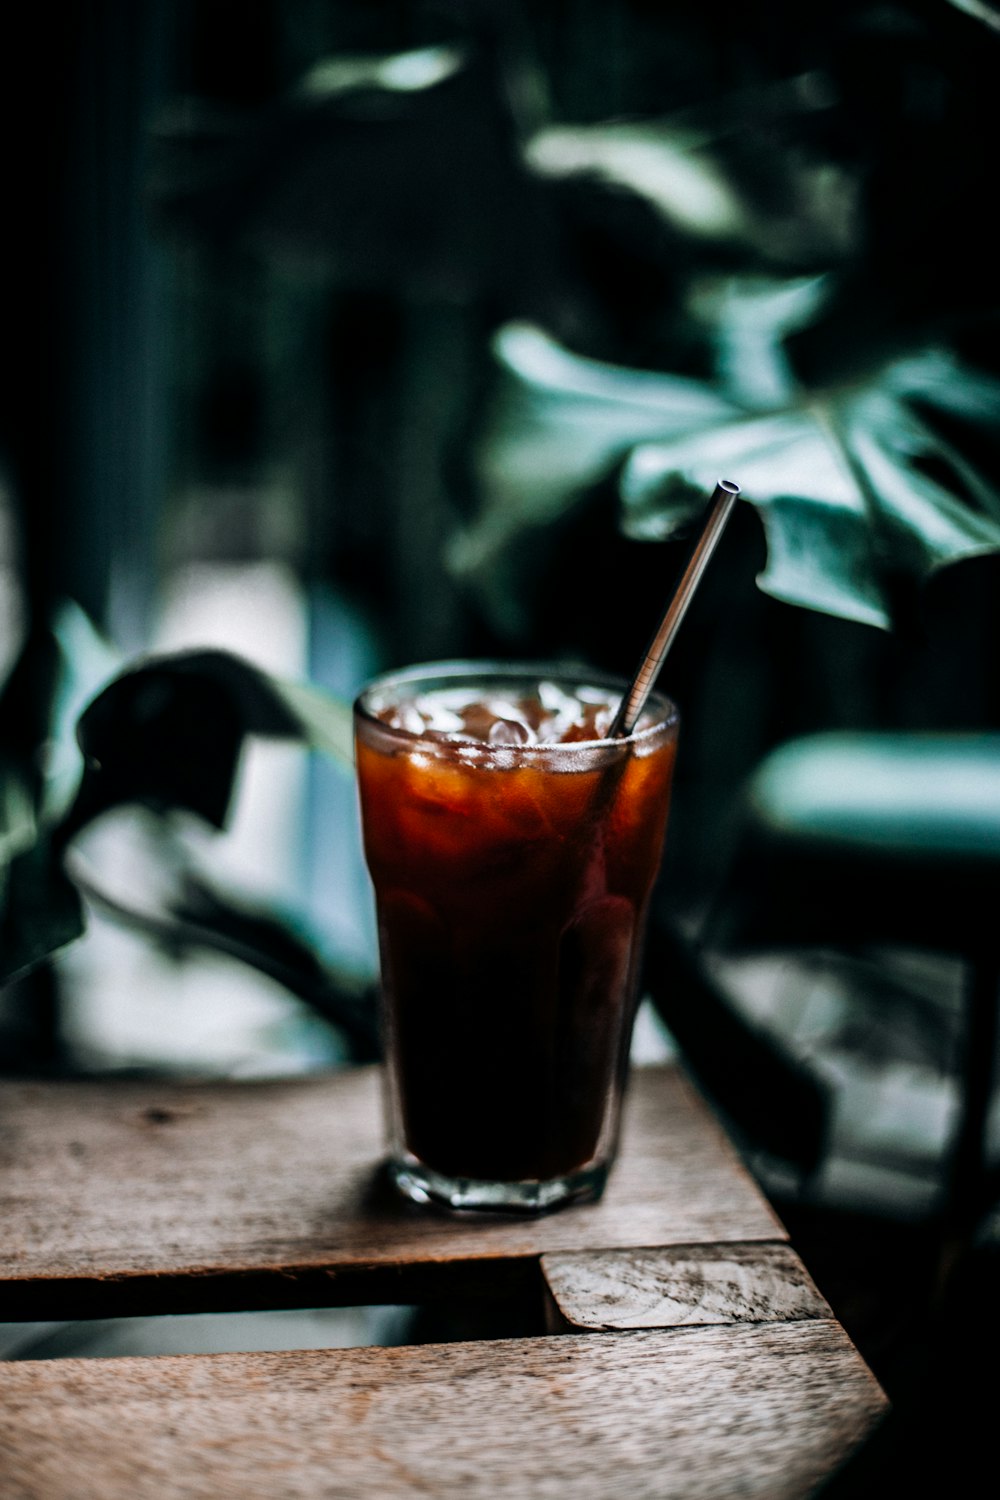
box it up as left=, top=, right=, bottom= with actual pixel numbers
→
left=488, top=717, right=534, bottom=747
left=538, top=681, right=580, bottom=718
left=413, top=695, right=465, bottom=732
left=594, top=707, right=613, bottom=739
left=459, top=698, right=532, bottom=744
left=394, top=702, right=429, bottom=734
left=483, top=697, right=529, bottom=723
left=576, top=684, right=613, bottom=706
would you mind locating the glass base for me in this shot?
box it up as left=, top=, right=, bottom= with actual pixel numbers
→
left=388, top=1154, right=609, bottom=1214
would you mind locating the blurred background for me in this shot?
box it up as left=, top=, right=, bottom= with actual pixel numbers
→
left=1, top=0, right=999, bottom=1462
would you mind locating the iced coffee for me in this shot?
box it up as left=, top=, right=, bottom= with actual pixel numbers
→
left=354, top=662, right=678, bottom=1211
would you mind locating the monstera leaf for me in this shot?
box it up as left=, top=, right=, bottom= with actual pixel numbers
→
left=452, top=302, right=1000, bottom=634
left=446, top=321, right=739, bottom=637
left=622, top=347, right=1000, bottom=629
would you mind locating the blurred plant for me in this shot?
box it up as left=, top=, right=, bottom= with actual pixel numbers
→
left=453, top=316, right=1000, bottom=637
left=2, top=1, right=998, bottom=1156
left=143, top=1, right=1000, bottom=642
left=0, top=631, right=376, bottom=1060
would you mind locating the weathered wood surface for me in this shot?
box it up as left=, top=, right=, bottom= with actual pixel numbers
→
left=0, top=1322, right=887, bottom=1500
left=0, top=1064, right=784, bottom=1317
left=543, top=1242, right=832, bottom=1331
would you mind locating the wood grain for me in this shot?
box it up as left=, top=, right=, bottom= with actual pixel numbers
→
left=542, top=1242, right=831, bottom=1331
left=0, top=1322, right=887, bottom=1500
left=0, top=1064, right=783, bottom=1318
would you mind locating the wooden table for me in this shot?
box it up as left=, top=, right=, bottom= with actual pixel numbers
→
left=0, top=1063, right=887, bottom=1498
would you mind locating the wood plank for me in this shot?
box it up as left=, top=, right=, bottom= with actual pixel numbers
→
left=542, top=1242, right=831, bottom=1331
left=0, top=1065, right=784, bottom=1318
left=0, top=1322, right=887, bottom=1500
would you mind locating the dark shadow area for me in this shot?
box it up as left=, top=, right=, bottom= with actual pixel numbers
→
left=0, top=1290, right=549, bottom=1361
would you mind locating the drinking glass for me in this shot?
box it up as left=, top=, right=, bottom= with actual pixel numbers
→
left=354, top=661, right=679, bottom=1212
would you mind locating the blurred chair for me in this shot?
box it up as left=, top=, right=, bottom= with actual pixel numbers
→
left=706, top=731, right=1000, bottom=1243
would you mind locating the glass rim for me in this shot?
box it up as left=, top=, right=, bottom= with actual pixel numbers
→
left=353, top=658, right=679, bottom=756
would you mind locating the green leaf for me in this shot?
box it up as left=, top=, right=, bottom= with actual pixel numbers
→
left=44, top=601, right=125, bottom=823
left=621, top=408, right=891, bottom=627
left=0, top=602, right=123, bottom=825
left=64, top=647, right=353, bottom=841
left=942, top=0, right=1000, bottom=33
left=457, top=319, right=1000, bottom=634
left=270, top=674, right=356, bottom=766
left=447, top=322, right=738, bottom=634
left=623, top=351, right=1000, bottom=628
left=688, top=275, right=831, bottom=410
left=0, top=835, right=85, bottom=986
left=1, top=648, right=354, bottom=985
left=296, top=45, right=466, bottom=101
left=65, top=810, right=380, bottom=1062
left=0, top=605, right=122, bottom=981
left=525, top=121, right=744, bottom=240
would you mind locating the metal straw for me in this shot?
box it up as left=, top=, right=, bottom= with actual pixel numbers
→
left=609, top=479, right=741, bottom=738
